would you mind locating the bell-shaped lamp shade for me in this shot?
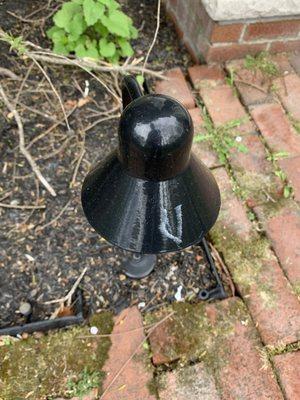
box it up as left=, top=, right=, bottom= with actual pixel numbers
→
left=82, top=92, right=220, bottom=254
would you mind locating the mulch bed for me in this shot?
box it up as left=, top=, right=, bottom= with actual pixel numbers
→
left=0, top=0, right=225, bottom=328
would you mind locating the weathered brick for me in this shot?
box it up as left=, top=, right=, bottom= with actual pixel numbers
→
left=155, top=68, right=195, bottom=109
left=270, top=39, right=300, bottom=54
left=289, top=53, right=300, bottom=76
left=273, top=73, right=300, bottom=120
left=206, top=43, right=267, bottom=63
left=273, top=351, right=300, bottom=400
left=226, top=59, right=274, bottom=106
left=102, top=307, right=155, bottom=400
left=149, top=298, right=283, bottom=399
left=189, top=107, right=221, bottom=168
left=212, top=169, right=300, bottom=346
left=210, top=22, right=244, bottom=43
left=278, top=156, right=300, bottom=202
left=264, top=207, right=300, bottom=288
left=271, top=53, right=295, bottom=75
left=213, top=168, right=253, bottom=240
left=159, top=364, right=220, bottom=400
left=229, top=133, right=283, bottom=206
left=244, top=20, right=300, bottom=41
left=200, top=84, right=255, bottom=134
left=250, top=103, right=300, bottom=156
left=188, top=64, right=225, bottom=89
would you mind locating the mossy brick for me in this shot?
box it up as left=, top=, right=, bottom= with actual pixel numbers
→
left=229, top=132, right=283, bottom=206
left=0, top=312, right=114, bottom=400
left=188, top=65, right=225, bottom=90
left=102, top=306, right=155, bottom=400
left=273, top=351, right=300, bottom=400
left=200, top=84, right=256, bottom=135
left=155, top=68, right=195, bottom=109
left=147, top=298, right=283, bottom=399
left=225, top=59, right=273, bottom=106
left=279, top=156, right=300, bottom=202
left=211, top=168, right=300, bottom=345
left=189, top=107, right=221, bottom=169
left=213, top=168, right=253, bottom=240
left=250, top=103, right=300, bottom=156
left=158, top=364, right=220, bottom=400
left=263, top=207, right=300, bottom=290
left=273, top=74, right=300, bottom=121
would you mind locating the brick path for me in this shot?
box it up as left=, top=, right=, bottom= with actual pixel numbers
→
left=101, top=53, right=300, bottom=399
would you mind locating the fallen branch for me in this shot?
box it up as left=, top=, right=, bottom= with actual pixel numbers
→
left=0, top=202, right=45, bottom=210
left=0, top=83, right=57, bottom=197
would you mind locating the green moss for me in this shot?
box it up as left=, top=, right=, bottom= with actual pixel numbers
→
left=210, top=222, right=278, bottom=309
left=0, top=312, right=113, bottom=399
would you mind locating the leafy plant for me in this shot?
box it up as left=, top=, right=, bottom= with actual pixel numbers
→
left=244, top=52, right=279, bottom=78
left=47, top=0, right=138, bottom=62
left=194, top=112, right=248, bottom=164
left=66, top=367, right=101, bottom=398
left=266, top=150, right=293, bottom=199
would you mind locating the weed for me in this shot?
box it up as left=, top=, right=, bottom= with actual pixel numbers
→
left=47, top=0, right=138, bottom=62
left=288, top=113, right=300, bottom=134
left=194, top=111, right=248, bottom=164
left=66, top=367, right=101, bottom=398
left=244, top=52, right=279, bottom=78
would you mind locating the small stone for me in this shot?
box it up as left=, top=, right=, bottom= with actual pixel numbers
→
left=119, top=274, right=126, bottom=281
left=138, top=302, right=146, bottom=309
left=90, top=326, right=98, bottom=335
left=22, top=332, right=29, bottom=339
left=174, top=285, right=183, bottom=302
left=19, top=302, right=32, bottom=316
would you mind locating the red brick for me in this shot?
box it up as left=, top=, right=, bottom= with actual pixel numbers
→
left=274, top=352, right=300, bottom=400
left=188, top=64, right=225, bottom=89
left=244, top=20, right=300, bottom=41
left=271, top=53, right=295, bottom=75
left=200, top=84, right=256, bottom=134
left=189, top=107, right=221, bottom=168
left=270, top=39, right=300, bottom=54
left=102, top=307, right=155, bottom=400
left=213, top=168, right=253, bottom=239
left=243, top=256, right=300, bottom=345
left=206, top=43, right=267, bottom=63
left=273, top=73, right=300, bottom=120
left=210, top=22, right=244, bottom=43
left=226, top=59, right=274, bottom=106
left=265, top=207, right=300, bottom=287
left=250, top=103, right=300, bottom=156
left=229, top=133, right=283, bottom=206
left=155, top=68, right=195, bottom=109
left=278, top=156, right=300, bottom=202
left=289, top=53, right=300, bottom=76
left=149, top=298, right=283, bottom=399
left=159, top=364, right=220, bottom=400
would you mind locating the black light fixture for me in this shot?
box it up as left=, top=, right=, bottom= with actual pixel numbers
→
left=82, top=76, right=225, bottom=299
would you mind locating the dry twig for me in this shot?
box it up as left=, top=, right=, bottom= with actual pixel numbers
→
left=142, top=0, right=161, bottom=76
left=0, top=83, right=57, bottom=197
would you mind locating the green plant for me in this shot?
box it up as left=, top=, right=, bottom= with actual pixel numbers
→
left=194, top=112, right=248, bottom=164
left=244, top=51, right=279, bottom=78
left=47, top=0, right=138, bottom=62
left=66, top=367, right=101, bottom=398
left=266, top=150, right=293, bottom=198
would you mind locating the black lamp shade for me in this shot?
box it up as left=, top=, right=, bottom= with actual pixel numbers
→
left=82, top=88, right=220, bottom=254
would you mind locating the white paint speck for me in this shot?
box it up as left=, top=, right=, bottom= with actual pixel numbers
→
left=90, top=326, right=98, bottom=335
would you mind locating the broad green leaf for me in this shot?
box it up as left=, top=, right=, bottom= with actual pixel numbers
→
left=117, top=38, right=133, bottom=57
left=100, top=10, right=131, bottom=38
left=94, top=21, right=109, bottom=37
left=99, top=0, right=120, bottom=9
left=68, top=13, right=87, bottom=38
left=107, top=52, right=120, bottom=64
left=53, top=42, right=69, bottom=55
left=99, top=37, right=116, bottom=57
left=129, top=25, right=138, bottom=39
left=83, top=0, right=104, bottom=26
left=52, top=30, right=68, bottom=44
left=75, top=42, right=99, bottom=59
left=46, top=26, right=64, bottom=39
left=53, top=2, right=81, bottom=30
